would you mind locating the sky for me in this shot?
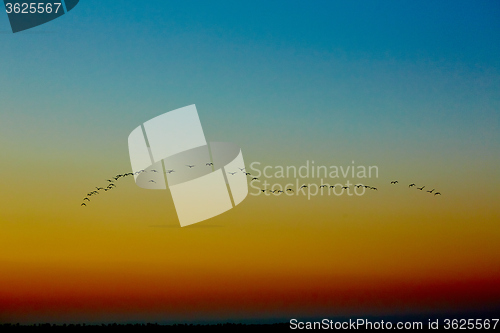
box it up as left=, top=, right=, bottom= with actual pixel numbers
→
left=0, top=0, right=499, bottom=325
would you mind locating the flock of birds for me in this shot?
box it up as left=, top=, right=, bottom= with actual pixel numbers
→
left=258, top=183, right=378, bottom=194
left=81, top=165, right=441, bottom=206
left=81, top=163, right=216, bottom=206
left=228, top=170, right=442, bottom=196
left=257, top=180, right=441, bottom=195
left=403, top=182, right=441, bottom=195
left=80, top=172, right=136, bottom=206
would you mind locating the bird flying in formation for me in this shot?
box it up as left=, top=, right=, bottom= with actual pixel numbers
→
left=83, top=163, right=444, bottom=208
left=408, top=184, right=441, bottom=196
left=82, top=169, right=151, bottom=206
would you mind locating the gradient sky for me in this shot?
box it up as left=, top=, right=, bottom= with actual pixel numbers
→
left=1, top=0, right=499, bottom=325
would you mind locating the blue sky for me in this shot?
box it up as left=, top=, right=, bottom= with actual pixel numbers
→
left=1, top=1, right=498, bottom=180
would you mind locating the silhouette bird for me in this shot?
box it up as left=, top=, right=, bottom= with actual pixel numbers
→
left=83, top=168, right=449, bottom=206
left=206, top=163, right=214, bottom=166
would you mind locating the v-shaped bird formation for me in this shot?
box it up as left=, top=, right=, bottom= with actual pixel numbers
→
left=81, top=166, right=441, bottom=207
